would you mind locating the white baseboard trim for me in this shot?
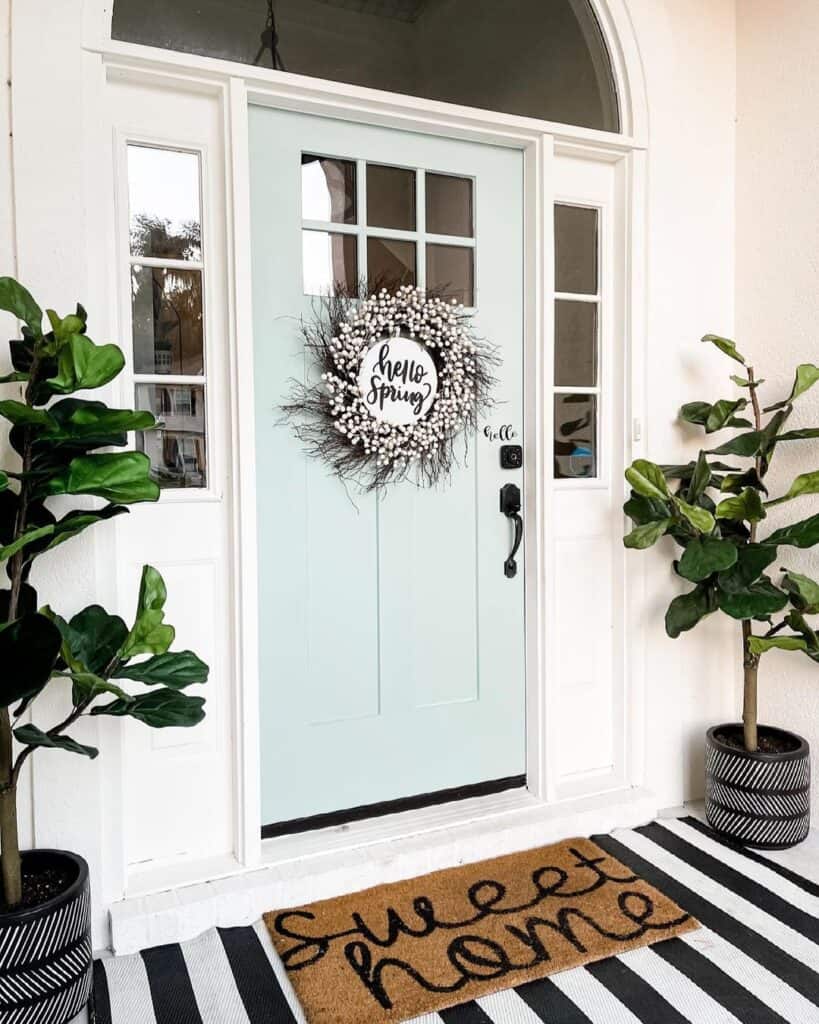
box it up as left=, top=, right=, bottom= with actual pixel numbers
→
left=110, top=786, right=657, bottom=954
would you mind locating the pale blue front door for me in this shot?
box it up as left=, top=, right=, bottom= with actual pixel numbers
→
left=249, top=107, right=525, bottom=828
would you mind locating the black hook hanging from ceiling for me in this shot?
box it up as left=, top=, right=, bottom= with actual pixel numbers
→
left=253, top=0, right=287, bottom=71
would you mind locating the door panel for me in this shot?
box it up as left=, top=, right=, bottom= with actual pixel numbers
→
left=249, top=107, right=525, bottom=826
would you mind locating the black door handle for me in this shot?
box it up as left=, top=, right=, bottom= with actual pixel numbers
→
left=500, top=483, right=523, bottom=578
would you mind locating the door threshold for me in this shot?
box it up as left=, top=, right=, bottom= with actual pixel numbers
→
left=261, top=775, right=527, bottom=838
left=111, top=786, right=657, bottom=955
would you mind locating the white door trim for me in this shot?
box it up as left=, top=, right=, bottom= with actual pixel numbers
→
left=66, top=0, right=650, bottom=899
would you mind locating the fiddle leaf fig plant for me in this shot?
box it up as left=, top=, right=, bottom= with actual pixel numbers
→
left=0, top=277, right=208, bottom=910
left=623, top=334, right=819, bottom=755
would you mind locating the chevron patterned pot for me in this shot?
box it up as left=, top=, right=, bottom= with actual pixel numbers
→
left=0, top=850, right=92, bottom=1024
left=705, top=724, right=811, bottom=850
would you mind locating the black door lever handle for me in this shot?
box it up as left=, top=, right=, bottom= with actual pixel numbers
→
left=499, top=483, right=523, bottom=578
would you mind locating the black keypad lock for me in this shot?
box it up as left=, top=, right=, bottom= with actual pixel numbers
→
left=500, top=444, right=523, bottom=470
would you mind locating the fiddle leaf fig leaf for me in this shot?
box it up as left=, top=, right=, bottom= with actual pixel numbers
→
left=687, top=452, right=712, bottom=502
left=624, top=492, right=671, bottom=526
left=0, top=277, right=43, bottom=338
left=91, top=688, right=205, bottom=728
left=765, top=470, right=819, bottom=508
left=717, top=543, right=778, bottom=594
left=673, top=496, right=715, bottom=533
left=45, top=333, right=125, bottom=396
left=705, top=398, right=751, bottom=433
left=717, top=578, right=789, bottom=620
left=702, top=334, right=746, bottom=365
left=625, top=460, right=670, bottom=501
left=680, top=402, right=711, bottom=427
left=40, top=506, right=128, bottom=555
left=60, top=672, right=132, bottom=705
left=0, top=613, right=62, bottom=708
left=781, top=571, right=819, bottom=614
left=677, top=537, right=738, bottom=582
left=114, top=651, right=209, bottom=689
left=765, top=364, right=819, bottom=411
left=64, top=605, right=129, bottom=676
left=774, top=428, right=819, bottom=443
left=665, top=582, right=718, bottom=638
left=706, top=431, right=764, bottom=458
left=0, top=524, right=55, bottom=563
left=45, top=399, right=156, bottom=446
left=0, top=401, right=56, bottom=429
left=43, top=452, right=159, bottom=504
left=624, top=519, right=672, bottom=550
left=731, top=374, right=761, bottom=388
left=746, top=635, right=807, bottom=655
left=12, top=724, right=98, bottom=759
left=121, top=565, right=175, bottom=659
left=716, top=488, right=767, bottom=523
left=766, top=513, right=819, bottom=549
left=720, top=468, right=767, bottom=495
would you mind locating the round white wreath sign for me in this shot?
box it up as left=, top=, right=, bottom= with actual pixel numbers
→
left=357, top=333, right=439, bottom=426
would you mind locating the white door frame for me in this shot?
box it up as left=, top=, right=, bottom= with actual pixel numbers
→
left=55, top=0, right=648, bottom=904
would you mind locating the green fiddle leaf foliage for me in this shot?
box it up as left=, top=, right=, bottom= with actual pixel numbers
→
left=91, top=687, right=205, bottom=728
left=63, top=605, right=129, bottom=676
left=766, top=513, right=819, bottom=549
left=0, top=277, right=43, bottom=338
left=665, top=582, right=718, bottom=638
left=705, top=399, right=752, bottom=433
left=624, top=519, right=672, bottom=550
left=44, top=399, right=156, bottom=446
left=661, top=461, right=740, bottom=481
left=0, top=584, right=38, bottom=620
left=774, top=428, right=819, bottom=443
left=764, top=364, right=819, bottom=412
left=42, top=452, right=160, bottom=504
left=120, top=565, right=175, bottom=659
left=731, top=374, right=762, bottom=388
left=0, top=472, right=7, bottom=492
left=673, top=496, right=715, bottom=533
left=0, top=613, right=62, bottom=708
left=785, top=610, right=819, bottom=650
left=38, top=506, right=129, bottom=556
left=677, top=537, right=738, bottom=582
left=0, top=524, right=55, bottom=563
left=746, top=635, right=808, bottom=655
left=624, top=492, right=671, bottom=526
left=687, top=452, right=713, bottom=502
left=12, top=724, right=98, bottom=759
left=720, top=468, right=767, bottom=495
left=765, top=470, right=819, bottom=508
left=701, top=334, right=746, bottom=365
left=716, top=487, right=766, bottom=523
left=625, top=459, right=670, bottom=501
left=680, top=402, right=711, bottom=427
left=61, top=672, right=132, bottom=706
left=44, top=334, right=125, bottom=396
left=45, top=310, right=86, bottom=347
left=114, top=651, right=209, bottom=689
left=781, top=570, right=819, bottom=614
left=706, top=430, right=764, bottom=457
left=717, top=578, right=789, bottom=620
left=0, top=401, right=55, bottom=429
left=716, top=543, right=778, bottom=594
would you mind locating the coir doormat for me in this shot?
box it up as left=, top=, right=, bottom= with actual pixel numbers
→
left=264, top=836, right=698, bottom=1024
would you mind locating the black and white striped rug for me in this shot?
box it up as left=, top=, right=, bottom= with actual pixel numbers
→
left=92, top=816, right=819, bottom=1024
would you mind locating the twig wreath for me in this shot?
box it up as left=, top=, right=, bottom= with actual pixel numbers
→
left=282, top=285, right=499, bottom=491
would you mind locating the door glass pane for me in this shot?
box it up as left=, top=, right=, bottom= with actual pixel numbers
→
left=303, top=230, right=358, bottom=295
left=426, top=173, right=473, bottom=237
left=128, top=145, right=201, bottom=261
left=555, top=394, right=597, bottom=479
left=367, top=164, right=416, bottom=231
left=131, top=266, right=204, bottom=376
left=555, top=204, right=598, bottom=294
left=555, top=300, right=597, bottom=387
left=301, top=154, right=357, bottom=224
left=136, top=383, right=208, bottom=489
left=367, top=237, right=416, bottom=290
left=427, top=244, right=474, bottom=306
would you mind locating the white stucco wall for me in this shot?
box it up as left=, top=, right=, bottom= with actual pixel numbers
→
left=0, top=0, right=740, bottom=946
left=736, top=0, right=819, bottom=817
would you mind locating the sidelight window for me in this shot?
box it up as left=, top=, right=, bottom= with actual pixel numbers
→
left=126, top=144, right=208, bottom=489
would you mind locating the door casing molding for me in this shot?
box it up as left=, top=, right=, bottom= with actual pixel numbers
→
left=61, top=0, right=651, bottom=899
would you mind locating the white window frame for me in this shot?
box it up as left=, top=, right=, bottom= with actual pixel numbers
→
left=40, top=0, right=650, bottom=940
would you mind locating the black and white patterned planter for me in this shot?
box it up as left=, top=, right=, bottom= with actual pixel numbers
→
left=0, top=850, right=92, bottom=1024
left=705, top=724, right=811, bottom=850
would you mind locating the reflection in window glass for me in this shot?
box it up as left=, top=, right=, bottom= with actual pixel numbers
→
left=427, top=244, right=474, bottom=306
left=136, top=383, right=208, bottom=489
left=426, top=174, right=473, bottom=238
left=128, top=146, right=201, bottom=260
left=554, top=394, right=596, bottom=479
left=555, top=300, right=597, bottom=387
left=302, top=230, right=358, bottom=295
left=301, top=155, right=357, bottom=224
left=367, top=164, right=416, bottom=231
left=131, top=266, right=204, bottom=376
left=555, top=205, right=598, bottom=295
left=367, top=237, right=416, bottom=291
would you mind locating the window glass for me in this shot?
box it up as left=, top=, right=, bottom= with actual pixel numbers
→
left=555, top=300, right=596, bottom=387
left=426, top=174, right=473, bottom=238
left=131, top=266, right=204, bottom=376
left=136, top=383, right=208, bottom=489
left=367, top=237, right=416, bottom=291
left=128, top=146, right=201, bottom=260
left=367, top=165, right=416, bottom=231
left=301, top=155, right=357, bottom=224
left=555, top=205, right=598, bottom=294
left=554, top=394, right=596, bottom=479
left=303, top=231, right=359, bottom=295
left=112, top=0, right=620, bottom=133
left=427, top=244, right=474, bottom=306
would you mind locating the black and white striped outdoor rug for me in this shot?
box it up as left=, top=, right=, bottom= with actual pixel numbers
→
left=92, top=816, right=819, bottom=1024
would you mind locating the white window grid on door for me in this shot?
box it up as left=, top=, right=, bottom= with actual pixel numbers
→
left=122, top=138, right=214, bottom=499
left=301, top=156, right=477, bottom=308
left=553, top=198, right=606, bottom=489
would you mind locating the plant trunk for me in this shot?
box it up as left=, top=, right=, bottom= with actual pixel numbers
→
left=0, top=708, right=21, bottom=907
left=742, top=620, right=759, bottom=752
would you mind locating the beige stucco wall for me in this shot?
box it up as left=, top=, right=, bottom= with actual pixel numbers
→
left=736, top=0, right=819, bottom=817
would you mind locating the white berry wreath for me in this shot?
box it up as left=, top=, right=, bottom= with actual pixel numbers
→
left=282, top=285, right=498, bottom=490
